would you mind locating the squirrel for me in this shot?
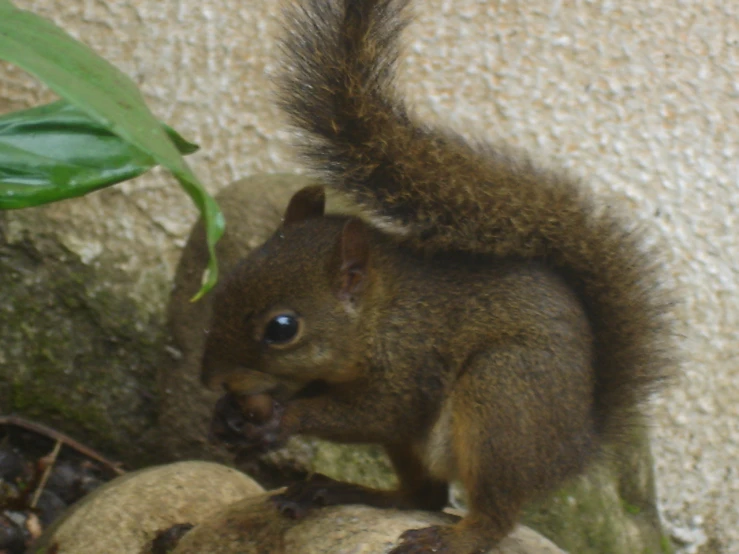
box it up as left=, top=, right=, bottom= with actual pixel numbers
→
left=200, top=0, right=673, bottom=552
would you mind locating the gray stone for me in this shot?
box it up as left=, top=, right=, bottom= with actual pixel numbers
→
left=522, top=429, right=669, bottom=553
left=30, top=461, right=263, bottom=554
left=172, top=493, right=565, bottom=554
left=0, top=190, right=172, bottom=466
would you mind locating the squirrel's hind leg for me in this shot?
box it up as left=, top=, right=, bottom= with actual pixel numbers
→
left=391, top=343, right=593, bottom=553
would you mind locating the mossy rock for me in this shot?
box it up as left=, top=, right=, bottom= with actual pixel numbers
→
left=522, top=431, right=672, bottom=554
left=0, top=191, right=170, bottom=466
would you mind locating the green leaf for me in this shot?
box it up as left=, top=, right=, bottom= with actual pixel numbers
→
left=0, top=0, right=224, bottom=298
left=0, top=100, right=198, bottom=209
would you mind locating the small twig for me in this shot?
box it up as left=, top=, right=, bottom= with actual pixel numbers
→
left=0, top=414, right=126, bottom=476
left=30, top=440, right=62, bottom=509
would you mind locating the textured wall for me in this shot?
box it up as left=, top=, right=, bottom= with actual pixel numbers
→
left=1, top=0, right=736, bottom=552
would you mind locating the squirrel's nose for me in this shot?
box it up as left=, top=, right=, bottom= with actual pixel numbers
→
left=200, top=349, right=227, bottom=389
left=200, top=356, right=233, bottom=390
left=201, top=353, right=283, bottom=396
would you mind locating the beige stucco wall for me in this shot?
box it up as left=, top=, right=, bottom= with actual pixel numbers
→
left=1, top=0, right=736, bottom=552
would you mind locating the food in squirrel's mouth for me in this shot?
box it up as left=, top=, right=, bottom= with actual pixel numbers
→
left=208, top=391, right=281, bottom=451
left=237, top=392, right=275, bottom=423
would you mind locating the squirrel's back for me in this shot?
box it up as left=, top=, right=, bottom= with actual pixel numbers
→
left=277, top=0, right=673, bottom=441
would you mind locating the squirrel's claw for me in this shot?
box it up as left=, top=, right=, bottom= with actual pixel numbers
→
left=270, top=474, right=347, bottom=520
left=390, top=526, right=453, bottom=554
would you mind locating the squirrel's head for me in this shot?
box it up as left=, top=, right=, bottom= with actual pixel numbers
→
left=201, top=185, right=377, bottom=400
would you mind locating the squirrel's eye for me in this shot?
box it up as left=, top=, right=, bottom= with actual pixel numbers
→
left=263, top=313, right=301, bottom=346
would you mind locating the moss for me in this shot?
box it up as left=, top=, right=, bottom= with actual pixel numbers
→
left=522, top=461, right=664, bottom=554
left=0, top=218, right=166, bottom=467
left=660, top=534, right=675, bottom=554
left=10, top=378, right=114, bottom=441
left=311, top=440, right=398, bottom=490
left=623, top=501, right=643, bottom=516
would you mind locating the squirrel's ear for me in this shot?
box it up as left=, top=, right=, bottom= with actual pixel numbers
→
left=283, top=185, right=326, bottom=226
left=339, top=218, right=370, bottom=301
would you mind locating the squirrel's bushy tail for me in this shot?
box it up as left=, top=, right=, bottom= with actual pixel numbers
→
left=277, top=0, right=673, bottom=441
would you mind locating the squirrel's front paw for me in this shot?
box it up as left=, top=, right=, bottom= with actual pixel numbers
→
left=270, top=474, right=349, bottom=519
left=208, top=391, right=285, bottom=458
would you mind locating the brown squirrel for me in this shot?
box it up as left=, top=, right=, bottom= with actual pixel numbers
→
left=201, top=0, right=673, bottom=552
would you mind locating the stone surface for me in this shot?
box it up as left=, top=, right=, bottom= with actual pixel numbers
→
left=172, top=493, right=565, bottom=554
left=523, top=430, right=665, bottom=554
left=1, top=0, right=736, bottom=551
left=0, top=194, right=171, bottom=465
left=30, top=461, right=263, bottom=554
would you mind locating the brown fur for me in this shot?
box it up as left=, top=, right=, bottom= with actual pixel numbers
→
left=201, top=0, right=674, bottom=552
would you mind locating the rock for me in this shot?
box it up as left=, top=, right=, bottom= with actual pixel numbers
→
left=0, top=189, right=173, bottom=466
left=30, top=461, right=263, bottom=554
left=172, top=493, right=565, bottom=554
left=522, top=427, right=669, bottom=554
left=27, top=457, right=562, bottom=554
